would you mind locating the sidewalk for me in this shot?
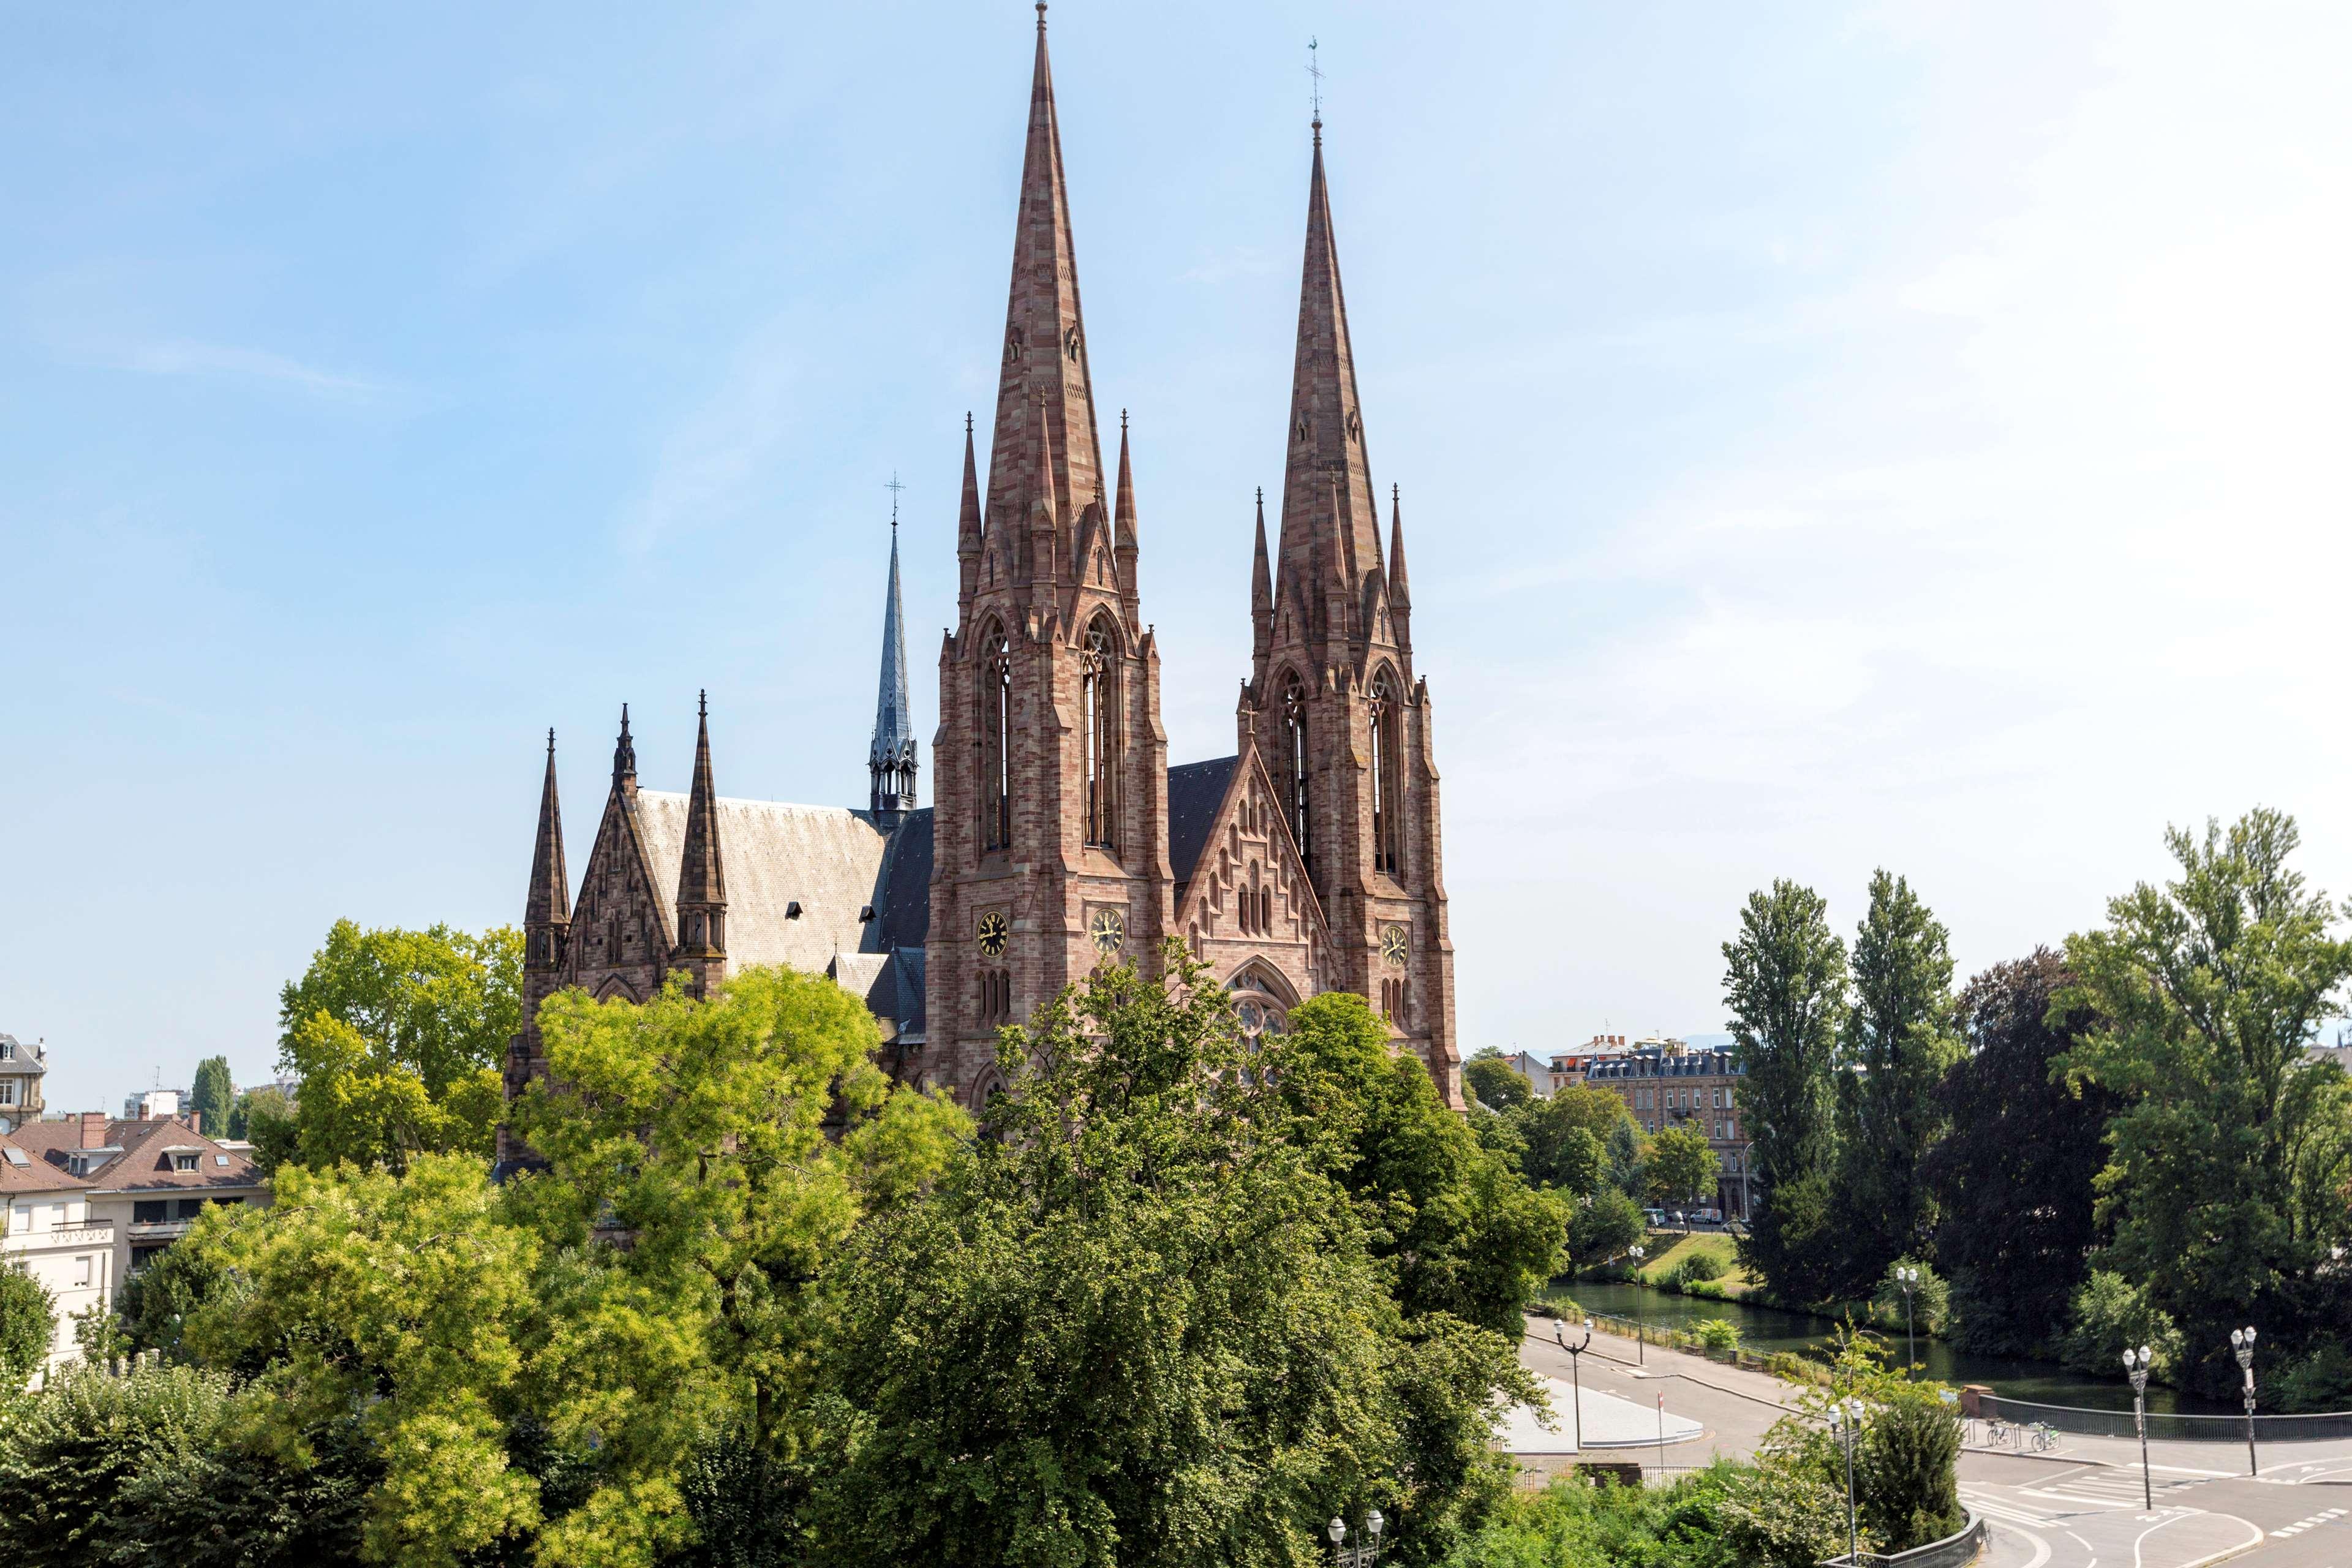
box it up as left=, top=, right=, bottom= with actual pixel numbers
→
left=1518, top=1314, right=1800, bottom=1476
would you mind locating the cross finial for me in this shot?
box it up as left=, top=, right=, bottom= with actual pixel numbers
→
left=1308, top=37, right=1323, bottom=134
left=1036, top=1, right=1047, bottom=31
left=1120, top=407, right=1129, bottom=433
left=965, top=410, right=974, bottom=436
left=1256, top=484, right=1264, bottom=503
left=698, top=688, right=707, bottom=718
left=546, top=726, right=556, bottom=755
left=885, top=470, right=906, bottom=529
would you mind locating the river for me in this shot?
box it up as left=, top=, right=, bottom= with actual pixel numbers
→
left=1541, top=1278, right=2234, bottom=1414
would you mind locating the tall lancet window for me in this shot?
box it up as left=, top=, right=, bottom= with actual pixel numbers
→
left=1370, top=668, right=1402, bottom=876
left=1081, top=616, right=1118, bottom=851
left=981, top=622, right=1013, bottom=852
left=1283, top=672, right=1312, bottom=881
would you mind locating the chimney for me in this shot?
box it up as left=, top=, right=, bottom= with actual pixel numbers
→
left=79, top=1112, right=108, bottom=1149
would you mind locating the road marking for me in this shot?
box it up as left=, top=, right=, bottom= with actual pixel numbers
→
left=2268, top=1505, right=2348, bottom=1537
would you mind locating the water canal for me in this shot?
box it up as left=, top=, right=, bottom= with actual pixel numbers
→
left=1540, top=1278, right=2233, bottom=1414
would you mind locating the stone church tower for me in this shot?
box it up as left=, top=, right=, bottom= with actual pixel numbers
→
left=1242, top=117, right=1461, bottom=1107
left=925, top=9, right=1174, bottom=1102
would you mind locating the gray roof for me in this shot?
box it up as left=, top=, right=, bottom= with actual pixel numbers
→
left=1586, top=1051, right=1743, bottom=1080
left=867, top=808, right=933, bottom=952
left=635, top=791, right=891, bottom=976
left=1167, top=756, right=1240, bottom=886
left=0, top=1035, right=42, bottom=1074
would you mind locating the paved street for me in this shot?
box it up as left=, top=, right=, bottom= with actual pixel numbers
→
left=1517, top=1318, right=2352, bottom=1567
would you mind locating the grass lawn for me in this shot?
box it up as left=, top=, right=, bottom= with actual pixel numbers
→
left=1632, top=1231, right=1757, bottom=1294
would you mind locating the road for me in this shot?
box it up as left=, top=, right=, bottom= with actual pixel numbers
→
left=1517, top=1318, right=2352, bottom=1567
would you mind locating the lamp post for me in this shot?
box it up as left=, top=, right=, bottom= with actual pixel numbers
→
left=1555, top=1317, right=1594, bottom=1451
left=1827, top=1398, right=1861, bottom=1564
left=1327, top=1509, right=1385, bottom=1568
left=2123, top=1345, right=2154, bottom=1510
left=2231, top=1326, right=2259, bottom=1477
left=1895, top=1267, right=1919, bottom=1378
left=1627, top=1245, right=1646, bottom=1363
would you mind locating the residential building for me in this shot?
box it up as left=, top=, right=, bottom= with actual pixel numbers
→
left=0, top=1139, right=111, bottom=1376
left=1583, top=1045, right=1752, bottom=1219
left=1502, top=1051, right=1558, bottom=1097
left=0, top=1034, right=46, bottom=1134
left=4, top=1113, right=268, bottom=1285
left=124, top=1087, right=186, bottom=1122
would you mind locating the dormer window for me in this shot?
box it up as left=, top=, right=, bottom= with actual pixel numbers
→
left=172, top=1153, right=198, bottom=1172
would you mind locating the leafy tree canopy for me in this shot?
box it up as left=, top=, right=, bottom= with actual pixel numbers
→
left=276, top=919, right=522, bottom=1172
left=0, top=1262, right=55, bottom=1391
left=1462, top=1051, right=1531, bottom=1110
left=190, top=1055, right=235, bottom=1142
left=1646, top=1126, right=1720, bottom=1210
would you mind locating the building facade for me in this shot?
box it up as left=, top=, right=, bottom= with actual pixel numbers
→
left=1584, top=1046, right=1752, bottom=1219
left=499, top=10, right=1463, bottom=1147
left=0, top=1034, right=46, bottom=1134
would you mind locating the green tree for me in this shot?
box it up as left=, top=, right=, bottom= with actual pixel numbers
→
left=1567, top=1188, right=1645, bottom=1268
left=820, top=953, right=1534, bottom=1568
left=189, top=1054, right=235, bottom=1140
left=231, top=1084, right=300, bottom=1172
left=1830, top=872, right=1962, bottom=1294
left=277, top=919, right=521, bottom=1172
left=0, top=1262, right=55, bottom=1390
left=1723, top=881, right=1849, bottom=1302
left=1270, top=992, right=1566, bottom=1333
left=1925, top=950, right=2117, bottom=1355
left=1604, top=1116, right=1646, bottom=1199
left=1518, top=1086, right=1632, bottom=1196
left=1645, top=1126, right=1721, bottom=1210
left=2059, top=810, right=2352, bottom=1396
left=1462, top=1049, right=1532, bottom=1110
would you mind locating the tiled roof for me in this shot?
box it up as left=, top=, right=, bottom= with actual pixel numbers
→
left=0, top=1138, right=89, bottom=1194
left=1167, top=756, right=1240, bottom=885
left=4, top=1118, right=261, bottom=1192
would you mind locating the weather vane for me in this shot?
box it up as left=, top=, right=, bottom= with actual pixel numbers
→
left=1308, top=36, right=1323, bottom=126
left=884, top=471, right=906, bottom=530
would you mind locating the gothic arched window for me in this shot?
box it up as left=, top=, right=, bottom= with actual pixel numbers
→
left=1282, top=671, right=1311, bottom=881
left=1370, top=668, right=1403, bottom=876
left=980, top=621, right=1012, bottom=852
left=1082, top=616, right=1118, bottom=851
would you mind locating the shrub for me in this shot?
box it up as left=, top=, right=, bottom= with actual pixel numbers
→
left=2059, top=1270, right=2182, bottom=1379
left=1693, top=1319, right=1741, bottom=1355
left=1682, top=1278, right=1735, bottom=1302
left=1673, top=1251, right=1727, bottom=1286
left=1869, top=1257, right=1950, bottom=1340
left=1439, top=1461, right=1748, bottom=1568
left=1858, top=1390, right=1964, bottom=1551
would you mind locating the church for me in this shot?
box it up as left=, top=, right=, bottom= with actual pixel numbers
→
left=499, top=9, right=1461, bottom=1159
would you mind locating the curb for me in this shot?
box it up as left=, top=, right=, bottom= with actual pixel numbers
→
left=1523, top=1327, right=1798, bottom=1415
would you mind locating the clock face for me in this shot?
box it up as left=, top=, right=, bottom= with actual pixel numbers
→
left=1090, top=907, right=1126, bottom=957
left=976, top=911, right=1009, bottom=957
left=1381, top=924, right=1409, bottom=967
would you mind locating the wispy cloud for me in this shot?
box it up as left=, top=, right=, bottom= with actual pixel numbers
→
left=111, top=337, right=383, bottom=398
left=620, top=319, right=802, bottom=554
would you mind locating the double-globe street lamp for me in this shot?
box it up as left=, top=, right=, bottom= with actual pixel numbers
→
left=1626, top=1245, right=1647, bottom=1364
left=2122, top=1345, right=2154, bottom=1510
left=1327, top=1509, right=1384, bottom=1567
left=2231, top=1326, right=2260, bottom=1477
left=1826, top=1398, right=1863, bottom=1564
left=1554, top=1317, right=1595, bottom=1451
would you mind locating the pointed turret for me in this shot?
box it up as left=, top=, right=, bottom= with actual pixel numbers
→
left=524, top=729, right=570, bottom=973
left=957, top=412, right=983, bottom=608
left=870, top=520, right=919, bottom=824
left=612, top=704, right=638, bottom=796
left=1112, top=409, right=1140, bottom=622
left=1274, top=120, right=1387, bottom=654
left=1251, top=488, right=1274, bottom=664
left=1387, top=483, right=1413, bottom=650
left=1025, top=392, right=1060, bottom=589
left=674, top=691, right=727, bottom=970
left=984, top=1, right=1106, bottom=578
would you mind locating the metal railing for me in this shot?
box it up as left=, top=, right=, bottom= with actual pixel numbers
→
left=1979, top=1393, right=2352, bottom=1444
left=1820, top=1509, right=1985, bottom=1568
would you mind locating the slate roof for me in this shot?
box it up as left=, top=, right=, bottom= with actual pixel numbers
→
left=4, top=1119, right=262, bottom=1192
left=1584, top=1051, right=1744, bottom=1080
left=0, top=1034, right=43, bottom=1076
left=867, top=809, right=934, bottom=952
left=635, top=791, right=892, bottom=976
left=1167, top=756, right=1240, bottom=886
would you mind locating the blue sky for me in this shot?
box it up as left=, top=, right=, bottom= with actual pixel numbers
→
left=6, top=2, right=2348, bottom=1112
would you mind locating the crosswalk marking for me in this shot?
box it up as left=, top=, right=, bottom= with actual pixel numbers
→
left=2271, top=1505, right=2348, bottom=1539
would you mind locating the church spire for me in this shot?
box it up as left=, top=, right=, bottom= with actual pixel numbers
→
left=956, top=412, right=982, bottom=608
left=1275, top=119, right=1385, bottom=650
left=984, top=0, right=1105, bottom=568
left=525, top=729, right=570, bottom=967
left=611, top=704, right=638, bottom=795
left=1112, top=409, right=1139, bottom=622
left=870, top=513, right=918, bottom=823
left=1251, top=486, right=1273, bottom=664
left=675, top=691, right=727, bottom=965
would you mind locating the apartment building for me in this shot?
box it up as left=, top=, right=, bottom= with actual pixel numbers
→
left=1, top=1142, right=113, bottom=1376
left=0, top=1033, right=47, bottom=1134
left=4, top=1114, right=268, bottom=1288
left=1583, top=1044, right=1752, bottom=1219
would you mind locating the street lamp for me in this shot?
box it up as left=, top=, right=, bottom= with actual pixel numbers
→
left=1826, top=1398, right=1862, bottom=1564
left=2231, top=1326, right=2259, bottom=1476
left=2123, top=1345, right=2154, bottom=1510
left=1894, top=1267, right=1919, bottom=1378
left=1554, top=1317, right=1594, bottom=1451
left=1327, top=1509, right=1384, bottom=1567
left=1627, top=1245, right=1647, bottom=1363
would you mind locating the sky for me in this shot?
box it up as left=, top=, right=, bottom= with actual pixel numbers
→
left=5, top=2, right=2348, bottom=1112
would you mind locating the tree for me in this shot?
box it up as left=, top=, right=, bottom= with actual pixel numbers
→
left=1567, top=1188, right=1645, bottom=1268
left=1723, top=881, right=1849, bottom=1302
left=189, top=1055, right=235, bottom=1140
left=1604, top=1117, right=1646, bottom=1200
left=276, top=919, right=521, bottom=1172
left=1646, top=1126, right=1721, bottom=1210
left=819, top=954, right=1534, bottom=1568
left=1518, top=1087, right=1632, bottom=1196
left=1462, top=1050, right=1531, bottom=1110
left=1830, top=872, right=1962, bottom=1294
left=230, top=1085, right=300, bottom=1172
left=1924, top=950, right=2116, bottom=1355
left=2059, top=810, right=2352, bottom=1397
left=1270, top=993, right=1566, bottom=1333
left=0, top=1262, right=55, bottom=1389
